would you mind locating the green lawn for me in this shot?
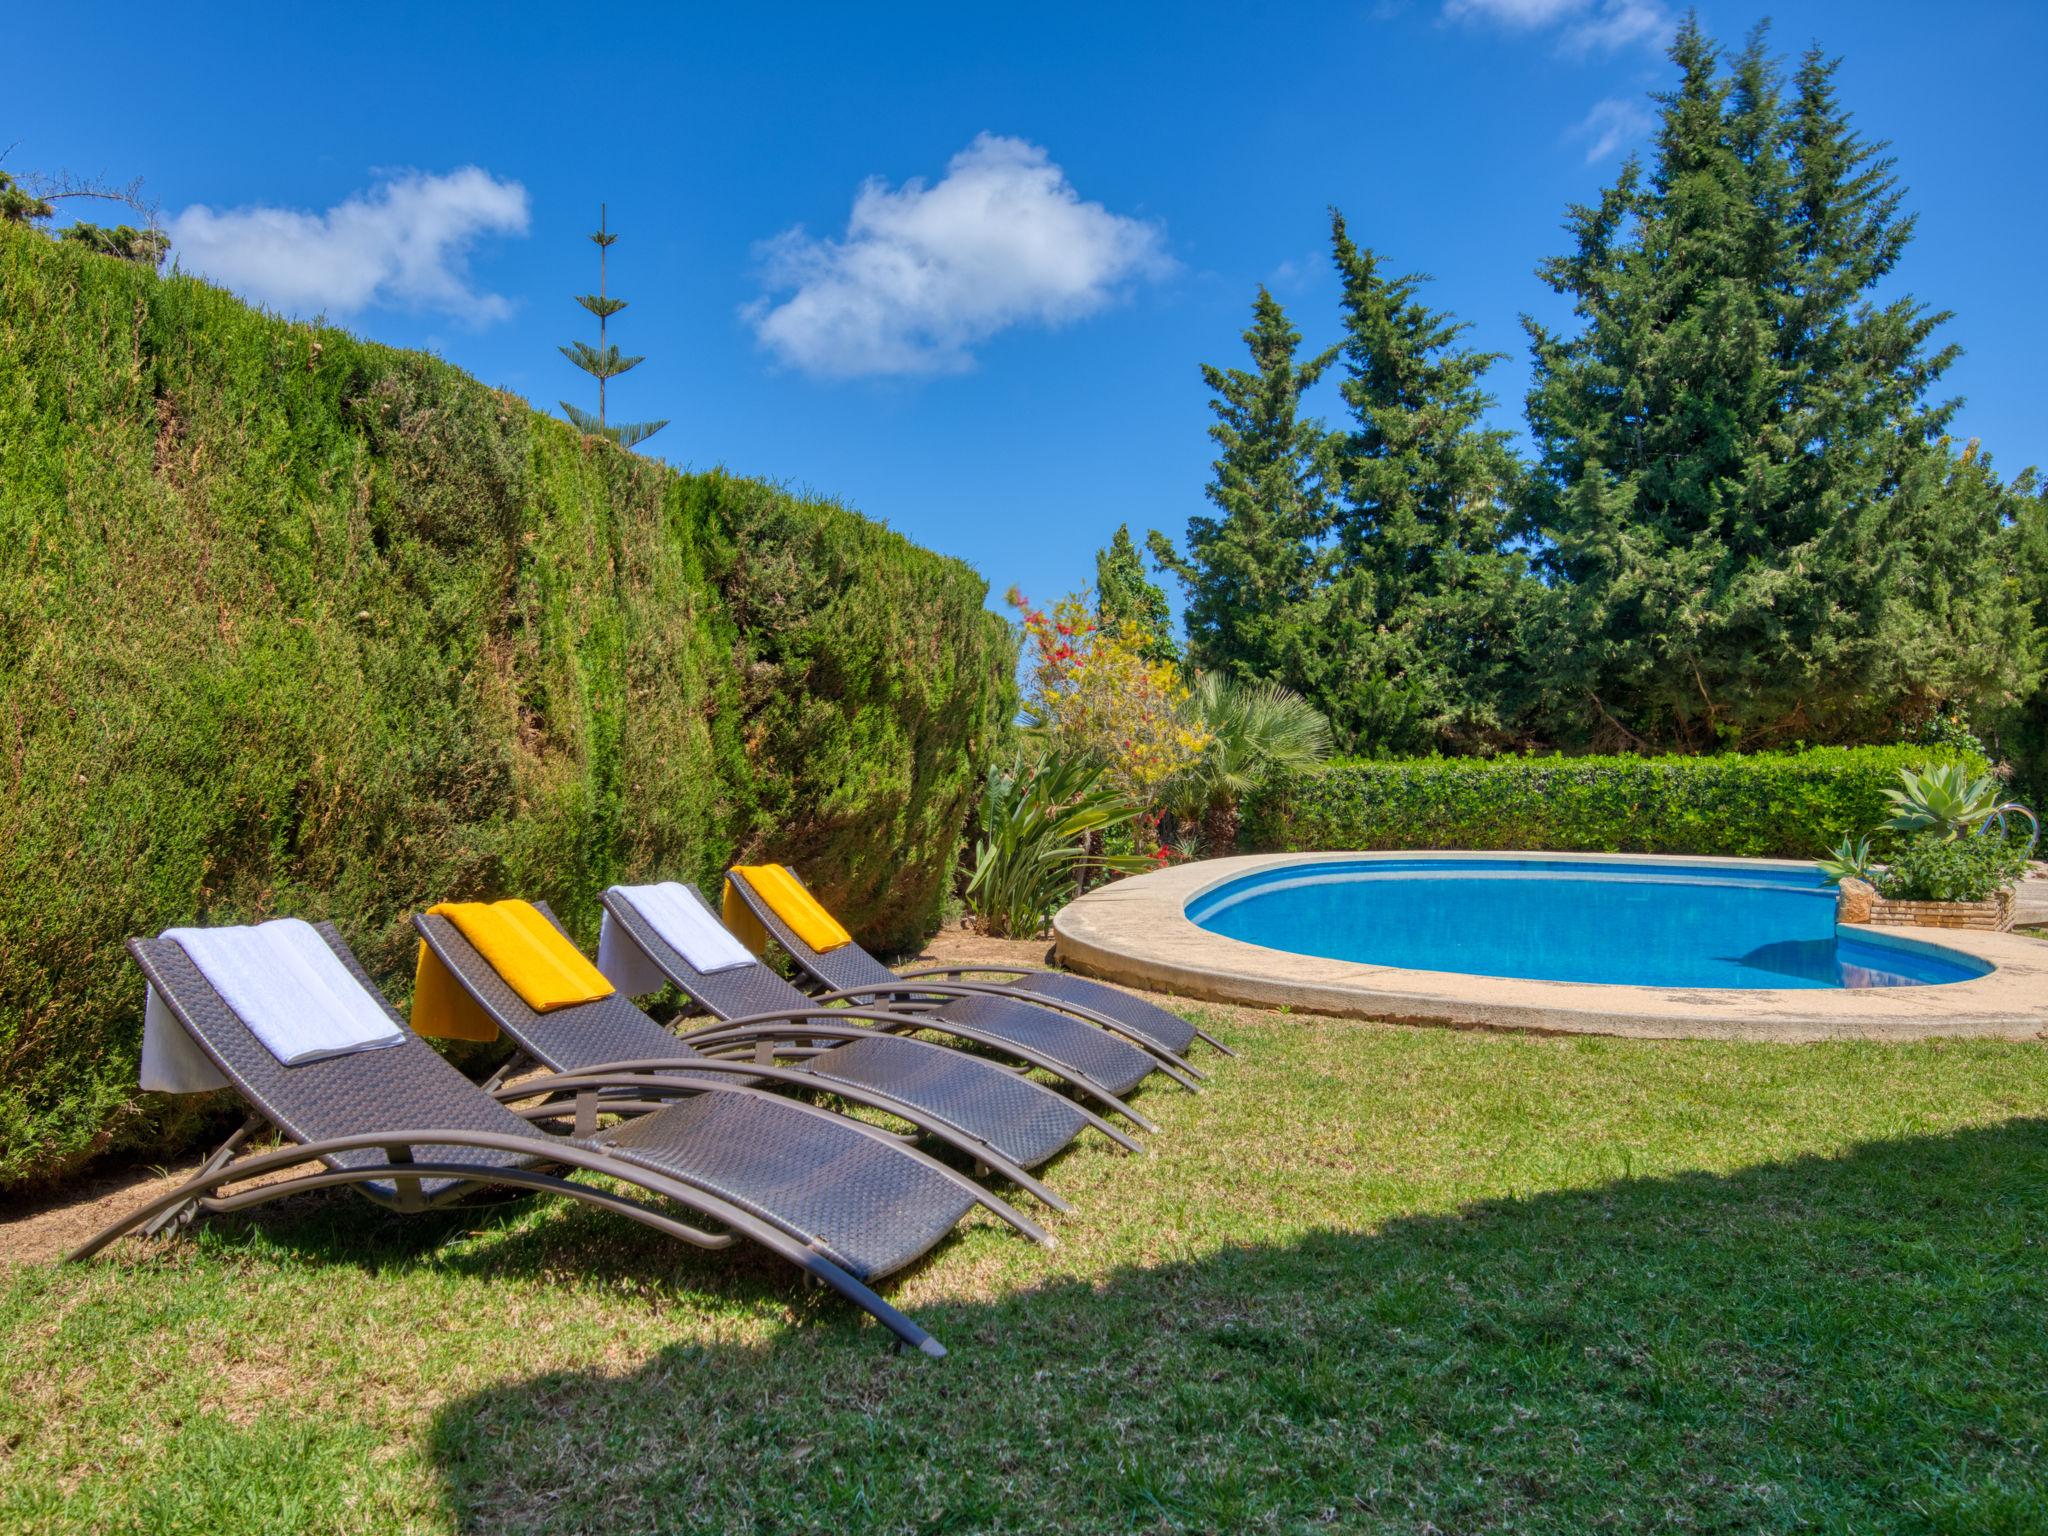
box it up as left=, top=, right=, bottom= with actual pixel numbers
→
left=4, top=1016, right=2045, bottom=1534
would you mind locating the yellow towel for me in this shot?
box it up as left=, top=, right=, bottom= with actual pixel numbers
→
left=411, top=900, right=615, bottom=1041
left=731, top=864, right=853, bottom=954
left=722, top=877, right=769, bottom=958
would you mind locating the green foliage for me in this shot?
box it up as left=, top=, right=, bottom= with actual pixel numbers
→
left=0, top=171, right=54, bottom=224
left=559, top=206, right=666, bottom=449
left=1243, top=746, right=1983, bottom=859
left=1991, top=473, right=2048, bottom=807
left=1522, top=21, right=2040, bottom=750
left=1092, top=524, right=1175, bottom=663
left=1881, top=763, right=2007, bottom=840
left=1874, top=833, right=2029, bottom=903
left=0, top=224, right=1011, bottom=1187
left=964, top=753, right=1148, bottom=938
left=1815, top=835, right=1877, bottom=886
left=1909, top=706, right=1986, bottom=758
left=1319, top=211, right=1529, bottom=753
left=56, top=222, right=169, bottom=266
left=1151, top=287, right=1338, bottom=697
left=1156, top=218, right=1531, bottom=757
left=1163, top=673, right=1333, bottom=852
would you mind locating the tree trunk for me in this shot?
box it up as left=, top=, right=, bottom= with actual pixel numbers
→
left=1201, top=796, right=1241, bottom=857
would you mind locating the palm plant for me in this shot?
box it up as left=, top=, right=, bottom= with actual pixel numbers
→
left=1883, top=764, right=2039, bottom=852
left=964, top=753, right=1151, bottom=938
left=1163, top=674, right=1333, bottom=852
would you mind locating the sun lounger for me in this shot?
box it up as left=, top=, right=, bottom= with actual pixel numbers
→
left=73, top=921, right=1050, bottom=1355
left=411, top=902, right=1110, bottom=1211
left=585, top=887, right=1149, bottom=1152
left=723, top=867, right=1212, bottom=1095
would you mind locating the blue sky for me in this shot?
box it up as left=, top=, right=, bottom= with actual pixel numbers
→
left=13, top=1, right=2046, bottom=618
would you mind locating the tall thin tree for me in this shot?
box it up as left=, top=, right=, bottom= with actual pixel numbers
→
left=560, top=204, right=667, bottom=449
left=1150, top=287, right=1338, bottom=696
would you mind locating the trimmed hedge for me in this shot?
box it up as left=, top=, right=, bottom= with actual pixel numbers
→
left=0, top=228, right=1014, bottom=1188
left=1241, top=746, right=1984, bottom=859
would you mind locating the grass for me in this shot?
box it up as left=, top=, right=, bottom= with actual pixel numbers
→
left=4, top=1012, right=2045, bottom=1534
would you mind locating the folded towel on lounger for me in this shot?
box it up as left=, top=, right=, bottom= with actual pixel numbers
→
left=598, top=882, right=758, bottom=994
left=142, top=919, right=405, bottom=1089
left=729, top=865, right=853, bottom=954
left=412, top=899, right=615, bottom=1041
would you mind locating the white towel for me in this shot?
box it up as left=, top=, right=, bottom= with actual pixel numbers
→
left=598, top=882, right=757, bottom=996
left=160, top=919, right=405, bottom=1070
left=140, top=985, right=232, bottom=1094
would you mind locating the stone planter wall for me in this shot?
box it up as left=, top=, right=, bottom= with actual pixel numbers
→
left=1836, top=880, right=2016, bottom=931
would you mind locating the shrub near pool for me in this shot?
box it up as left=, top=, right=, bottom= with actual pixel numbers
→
left=0, top=228, right=1014, bottom=1188
left=1242, top=745, right=1984, bottom=859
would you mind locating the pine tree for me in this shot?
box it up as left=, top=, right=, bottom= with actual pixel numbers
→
left=1999, top=473, right=2048, bottom=806
left=560, top=204, right=667, bottom=449
left=1523, top=18, right=2035, bottom=749
left=1093, top=524, right=1177, bottom=661
left=57, top=222, right=170, bottom=265
left=1323, top=209, right=1528, bottom=753
left=0, top=171, right=53, bottom=224
left=0, top=170, right=169, bottom=266
left=1150, top=288, right=1337, bottom=699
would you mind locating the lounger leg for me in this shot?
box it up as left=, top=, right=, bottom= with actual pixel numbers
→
left=140, top=1113, right=265, bottom=1238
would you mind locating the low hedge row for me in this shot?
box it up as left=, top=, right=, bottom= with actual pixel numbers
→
left=0, top=228, right=1014, bottom=1188
left=1240, top=746, right=1983, bottom=859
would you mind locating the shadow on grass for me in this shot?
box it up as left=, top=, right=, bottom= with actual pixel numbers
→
left=400, top=1118, right=2048, bottom=1534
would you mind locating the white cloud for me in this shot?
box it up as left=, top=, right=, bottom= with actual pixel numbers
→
left=745, top=134, right=1173, bottom=378
left=169, top=167, right=530, bottom=323
left=1443, top=0, right=1671, bottom=55
left=1570, top=96, right=1657, bottom=161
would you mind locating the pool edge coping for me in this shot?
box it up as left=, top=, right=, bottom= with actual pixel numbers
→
left=1051, top=851, right=2048, bottom=1043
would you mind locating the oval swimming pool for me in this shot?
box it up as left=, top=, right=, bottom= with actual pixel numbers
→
left=1184, top=857, right=1991, bottom=990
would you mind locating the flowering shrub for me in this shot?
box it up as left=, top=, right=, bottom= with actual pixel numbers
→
left=1009, top=589, right=1210, bottom=797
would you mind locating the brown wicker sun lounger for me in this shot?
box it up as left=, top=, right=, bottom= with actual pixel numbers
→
left=729, top=868, right=1230, bottom=1060
left=73, top=923, right=1051, bottom=1355
left=583, top=889, right=1149, bottom=1154
left=410, top=904, right=1115, bottom=1210
left=723, top=869, right=1212, bottom=1096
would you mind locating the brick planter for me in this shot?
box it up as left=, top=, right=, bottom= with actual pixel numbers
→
left=1848, top=886, right=2016, bottom=932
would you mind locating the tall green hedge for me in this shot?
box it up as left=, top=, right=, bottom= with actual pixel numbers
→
left=0, top=228, right=1014, bottom=1189
left=1241, top=746, right=1982, bottom=859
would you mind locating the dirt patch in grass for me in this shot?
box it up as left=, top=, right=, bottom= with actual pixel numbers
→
left=0, top=1154, right=213, bottom=1267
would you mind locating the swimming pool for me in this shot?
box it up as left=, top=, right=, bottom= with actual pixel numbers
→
left=1184, top=856, right=1990, bottom=990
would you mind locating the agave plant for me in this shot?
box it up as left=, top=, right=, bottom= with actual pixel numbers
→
left=1161, top=674, right=1334, bottom=852
left=1815, top=834, right=1879, bottom=886
left=1883, top=764, right=2039, bottom=852
left=964, top=752, right=1151, bottom=939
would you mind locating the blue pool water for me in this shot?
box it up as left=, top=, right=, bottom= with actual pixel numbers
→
left=1185, top=858, right=1992, bottom=990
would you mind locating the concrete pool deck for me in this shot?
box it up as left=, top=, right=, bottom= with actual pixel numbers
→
left=1052, top=852, right=2048, bottom=1043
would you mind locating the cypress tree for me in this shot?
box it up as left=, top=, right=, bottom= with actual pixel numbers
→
left=560, top=204, right=668, bottom=449
left=1093, top=524, right=1177, bottom=661
left=1999, top=474, right=2048, bottom=805
left=1324, top=209, right=1527, bottom=753
left=1523, top=18, right=2036, bottom=749
left=1150, top=288, right=1337, bottom=699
